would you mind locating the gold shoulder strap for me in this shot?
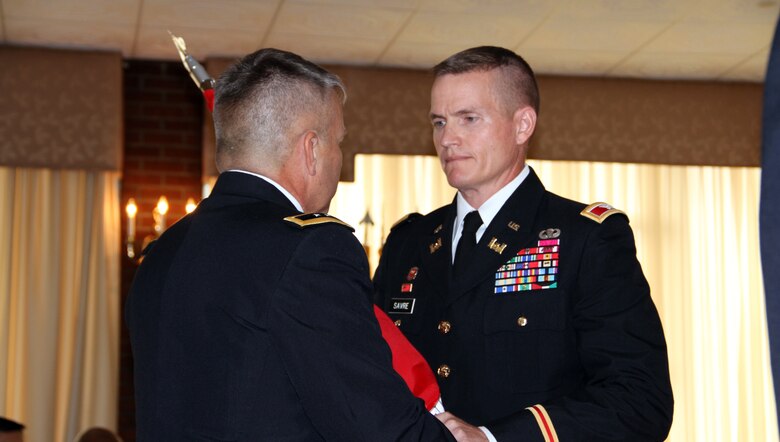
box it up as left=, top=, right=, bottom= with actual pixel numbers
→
left=284, top=213, right=354, bottom=231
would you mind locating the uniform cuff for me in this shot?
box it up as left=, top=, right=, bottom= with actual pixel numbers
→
left=479, top=426, right=498, bottom=442
left=526, top=404, right=559, bottom=442
left=429, top=397, right=445, bottom=415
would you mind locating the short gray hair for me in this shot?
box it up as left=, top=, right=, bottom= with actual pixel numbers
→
left=213, top=48, right=346, bottom=172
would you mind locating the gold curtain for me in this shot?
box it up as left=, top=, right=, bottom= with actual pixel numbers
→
left=0, top=167, right=121, bottom=442
left=331, top=155, right=776, bottom=442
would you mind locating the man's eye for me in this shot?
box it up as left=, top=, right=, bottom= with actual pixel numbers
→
left=464, top=116, right=478, bottom=123
left=432, top=120, right=446, bottom=128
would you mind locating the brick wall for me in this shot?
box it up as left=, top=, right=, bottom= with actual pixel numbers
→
left=119, top=60, right=204, bottom=442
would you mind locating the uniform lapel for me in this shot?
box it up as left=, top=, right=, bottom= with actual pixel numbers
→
left=419, top=203, right=456, bottom=299
left=446, top=168, right=547, bottom=305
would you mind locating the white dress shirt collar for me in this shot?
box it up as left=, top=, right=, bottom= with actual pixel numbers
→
left=452, top=164, right=530, bottom=261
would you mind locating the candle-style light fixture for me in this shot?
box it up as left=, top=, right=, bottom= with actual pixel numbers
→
left=153, top=196, right=169, bottom=235
left=125, top=195, right=200, bottom=260
left=185, top=197, right=197, bottom=214
left=125, top=198, right=138, bottom=259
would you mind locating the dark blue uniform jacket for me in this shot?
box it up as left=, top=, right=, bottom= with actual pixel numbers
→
left=127, top=171, right=453, bottom=441
left=375, top=168, right=673, bottom=441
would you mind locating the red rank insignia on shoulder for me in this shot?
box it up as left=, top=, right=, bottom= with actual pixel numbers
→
left=580, top=202, right=626, bottom=224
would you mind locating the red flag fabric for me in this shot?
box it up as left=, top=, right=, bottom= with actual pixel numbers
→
left=373, top=305, right=440, bottom=410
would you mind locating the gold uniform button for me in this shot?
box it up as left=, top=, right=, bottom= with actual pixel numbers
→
left=437, top=364, right=451, bottom=378
left=394, top=319, right=402, bottom=327
left=438, top=320, right=452, bottom=334
left=517, top=316, right=528, bottom=327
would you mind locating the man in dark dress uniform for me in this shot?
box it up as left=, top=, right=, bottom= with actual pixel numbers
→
left=126, top=48, right=453, bottom=441
left=375, top=46, right=673, bottom=442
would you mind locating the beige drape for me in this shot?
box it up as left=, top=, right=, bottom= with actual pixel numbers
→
left=0, top=167, right=121, bottom=442
left=331, top=155, right=776, bottom=442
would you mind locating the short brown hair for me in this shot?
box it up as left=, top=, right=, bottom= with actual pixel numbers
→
left=433, top=46, right=539, bottom=114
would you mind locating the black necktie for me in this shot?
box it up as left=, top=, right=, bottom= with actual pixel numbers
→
left=454, top=210, right=483, bottom=275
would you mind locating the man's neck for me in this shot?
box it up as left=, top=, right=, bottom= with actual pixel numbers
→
left=459, top=188, right=494, bottom=210
left=458, top=163, right=526, bottom=209
left=457, top=165, right=529, bottom=220
left=226, top=169, right=304, bottom=212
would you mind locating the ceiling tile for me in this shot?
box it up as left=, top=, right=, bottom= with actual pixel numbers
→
left=523, top=18, right=668, bottom=52
left=3, top=0, right=139, bottom=24
left=5, top=17, right=134, bottom=53
left=0, top=0, right=774, bottom=82
left=263, top=33, right=388, bottom=65
left=287, top=0, right=419, bottom=9
left=417, top=0, right=560, bottom=16
left=135, top=26, right=262, bottom=60
left=379, top=41, right=473, bottom=68
left=396, top=11, right=539, bottom=47
left=695, top=0, right=780, bottom=23
left=720, top=49, right=770, bottom=82
left=270, top=3, right=411, bottom=41
left=610, top=51, right=749, bottom=80
left=141, top=0, right=279, bottom=31
left=516, top=48, right=628, bottom=76
left=644, top=20, right=775, bottom=54
left=561, top=0, right=695, bottom=21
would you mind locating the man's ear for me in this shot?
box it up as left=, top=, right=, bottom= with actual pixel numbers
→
left=513, top=106, right=537, bottom=145
left=303, top=130, right=319, bottom=176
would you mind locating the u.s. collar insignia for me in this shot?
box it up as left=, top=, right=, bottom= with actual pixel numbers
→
left=433, top=224, right=443, bottom=234
left=406, top=266, right=419, bottom=281
left=487, top=237, right=507, bottom=254
left=507, top=221, right=520, bottom=231
left=429, top=237, right=443, bottom=254
left=539, top=228, right=561, bottom=239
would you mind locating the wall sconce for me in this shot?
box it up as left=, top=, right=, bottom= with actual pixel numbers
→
left=125, top=195, right=199, bottom=260
left=153, top=196, right=169, bottom=235
left=185, top=197, right=197, bottom=214
left=125, top=198, right=138, bottom=259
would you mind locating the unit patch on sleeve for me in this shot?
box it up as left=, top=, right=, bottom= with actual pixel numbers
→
left=494, top=239, right=560, bottom=293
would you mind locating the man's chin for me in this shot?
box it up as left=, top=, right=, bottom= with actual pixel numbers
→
left=444, top=173, right=469, bottom=190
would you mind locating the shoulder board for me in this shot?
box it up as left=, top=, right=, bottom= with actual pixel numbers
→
left=390, top=212, right=423, bottom=231
left=284, top=213, right=354, bottom=231
left=580, top=202, right=626, bottom=224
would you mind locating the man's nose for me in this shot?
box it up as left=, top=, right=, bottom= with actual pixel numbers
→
left=438, top=124, right=459, bottom=148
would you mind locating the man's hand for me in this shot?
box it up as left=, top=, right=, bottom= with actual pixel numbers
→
left=436, top=412, right=489, bottom=442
